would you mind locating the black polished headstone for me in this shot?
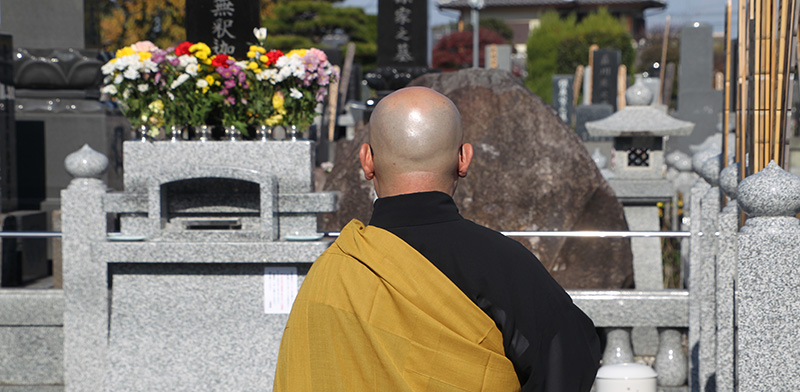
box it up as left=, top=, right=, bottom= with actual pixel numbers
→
left=377, top=0, right=427, bottom=68
left=0, top=34, right=15, bottom=213
left=575, top=104, right=614, bottom=142
left=552, top=74, right=575, bottom=124
left=592, top=49, right=621, bottom=111
left=186, top=0, right=260, bottom=60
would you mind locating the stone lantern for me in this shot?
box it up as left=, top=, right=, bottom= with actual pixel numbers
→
left=585, top=79, right=695, bottom=356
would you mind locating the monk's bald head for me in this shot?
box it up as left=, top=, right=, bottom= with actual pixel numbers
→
left=368, top=87, right=463, bottom=180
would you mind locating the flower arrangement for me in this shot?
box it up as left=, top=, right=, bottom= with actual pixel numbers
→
left=100, top=29, right=339, bottom=140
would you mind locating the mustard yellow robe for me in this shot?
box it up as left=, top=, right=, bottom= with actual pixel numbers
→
left=274, top=219, right=521, bottom=391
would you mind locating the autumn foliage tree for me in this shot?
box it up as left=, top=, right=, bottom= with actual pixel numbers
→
left=100, top=0, right=187, bottom=50
left=432, top=28, right=505, bottom=71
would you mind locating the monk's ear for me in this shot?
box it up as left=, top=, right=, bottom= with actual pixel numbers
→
left=359, top=143, right=375, bottom=180
left=458, top=143, right=473, bottom=178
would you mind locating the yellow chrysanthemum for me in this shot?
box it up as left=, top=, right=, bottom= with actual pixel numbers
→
left=148, top=99, right=164, bottom=113
left=272, top=92, right=285, bottom=113
left=260, top=55, right=269, bottom=63
left=264, top=114, right=283, bottom=126
left=190, top=43, right=212, bottom=60
left=247, top=51, right=256, bottom=58
left=204, top=75, right=215, bottom=85
left=287, top=49, right=307, bottom=58
left=249, top=45, right=266, bottom=54
left=138, top=51, right=152, bottom=61
left=116, top=46, right=136, bottom=58
left=248, top=62, right=259, bottom=71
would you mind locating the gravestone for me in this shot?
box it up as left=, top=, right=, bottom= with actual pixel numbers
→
left=377, top=0, right=427, bottom=69
left=485, top=44, right=512, bottom=72
left=366, top=0, right=430, bottom=94
left=186, top=0, right=261, bottom=59
left=552, top=74, right=575, bottom=124
left=575, top=104, right=613, bottom=142
left=321, top=69, right=634, bottom=289
left=671, top=23, right=721, bottom=155
left=591, top=50, right=621, bottom=111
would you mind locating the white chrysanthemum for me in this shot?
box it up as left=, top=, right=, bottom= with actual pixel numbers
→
left=101, top=84, right=118, bottom=95
left=137, top=84, right=149, bottom=92
left=114, top=74, right=124, bottom=84
left=167, top=91, right=175, bottom=101
left=275, top=56, right=290, bottom=68
left=123, top=67, right=139, bottom=80
left=142, top=59, right=158, bottom=73
left=196, top=78, right=209, bottom=89
left=185, top=63, right=199, bottom=77
left=101, top=61, right=116, bottom=75
left=170, top=73, right=190, bottom=89
left=177, top=55, right=197, bottom=68
left=235, top=60, right=248, bottom=69
left=122, top=87, right=131, bottom=99
left=289, top=88, right=303, bottom=99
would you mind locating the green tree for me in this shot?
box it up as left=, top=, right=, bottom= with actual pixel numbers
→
left=525, top=11, right=576, bottom=103
left=525, top=9, right=634, bottom=104
left=263, top=1, right=377, bottom=67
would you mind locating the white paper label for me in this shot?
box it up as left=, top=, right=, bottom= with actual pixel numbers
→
left=264, top=266, right=298, bottom=314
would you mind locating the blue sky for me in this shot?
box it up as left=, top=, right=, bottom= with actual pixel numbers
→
left=339, top=0, right=739, bottom=36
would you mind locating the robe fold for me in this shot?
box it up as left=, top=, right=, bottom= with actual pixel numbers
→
left=274, top=219, right=521, bottom=391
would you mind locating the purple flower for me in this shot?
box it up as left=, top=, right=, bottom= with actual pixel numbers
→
left=220, top=88, right=229, bottom=96
left=154, top=73, right=162, bottom=84
left=315, top=87, right=326, bottom=102
left=151, top=49, right=167, bottom=64
left=224, top=79, right=236, bottom=89
left=225, top=95, right=236, bottom=105
left=240, top=98, right=247, bottom=105
left=237, top=72, right=246, bottom=84
left=242, top=82, right=250, bottom=89
left=169, top=58, right=180, bottom=66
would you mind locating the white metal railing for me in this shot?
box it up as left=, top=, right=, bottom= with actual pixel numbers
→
left=0, top=231, right=692, bottom=238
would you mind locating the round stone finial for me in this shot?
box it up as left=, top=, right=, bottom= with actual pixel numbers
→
left=738, top=161, right=800, bottom=217
left=692, top=146, right=720, bottom=176
left=666, top=150, right=692, bottom=171
left=625, top=75, right=654, bottom=106
left=65, top=144, right=108, bottom=179
left=698, top=154, right=721, bottom=186
left=719, top=163, right=739, bottom=200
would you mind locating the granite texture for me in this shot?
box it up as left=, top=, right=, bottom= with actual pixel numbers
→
left=585, top=107, right=694, bottom=137
left=61, top=177, right=109, bottom=392
left=714, top=206, right=737, bottom=392
left=603, top=328, right=634, bottom=365
left=738, top=161, right=800, bottom=217
left=697, top=155, right=720, bottom=187
left=654, top=328, right=687, bottom=387
left=61, top=140, right=339, bottom=391
left=0, top=327, right=64, bottom=385
left=108, top=263, right=310, bottom=391
left=623, top=206, right=662, bottom=356
left=568, top=290, right=688, bottom=327
left=123, top=141, right=315, bottom=193
left=686, top=179, right=710, bottom=392
left=64, top=144, right=108, bottom=179
left=719, top=163, right=738, bottom=213
left=698, top=186, right=719, bottom=391
left=736, top=217, right=800, bottom=391
left=0, top=290, right=63, bottom=325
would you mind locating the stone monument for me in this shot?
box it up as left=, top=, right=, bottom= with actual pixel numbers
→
left=591, top=49, right=621, bottom=111
left=321, top=69, right=634, bottom=289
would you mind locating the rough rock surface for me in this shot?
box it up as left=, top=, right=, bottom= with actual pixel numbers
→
left=319, top=69, right=633, bottom=289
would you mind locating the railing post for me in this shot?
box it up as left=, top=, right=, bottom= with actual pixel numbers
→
left=61, top=145, right=109, bottom=392
left=697, top=154, right=720, bottom=391
left=714, top=163, right=738, bottom=391
left=736, top=161, right=800, bottom=390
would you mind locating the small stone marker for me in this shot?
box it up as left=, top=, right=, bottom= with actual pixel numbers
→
left=552, top=74, right=575, bottom=124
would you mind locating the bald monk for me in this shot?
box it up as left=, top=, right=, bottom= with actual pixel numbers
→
left=274, top=87, right=601, bottom=391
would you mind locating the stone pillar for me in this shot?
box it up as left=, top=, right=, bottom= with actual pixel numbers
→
left=697, top=155, right=720, bottom=392
left=714, top=163, right=738, bottom=392
left=687, top=148, right=713, bottom=392
left=61, top=145, right=109, bottom=392
left=736, top=161, right=800, bottom=390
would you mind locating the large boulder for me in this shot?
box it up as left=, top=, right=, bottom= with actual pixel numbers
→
left=319, top=69, right=633, bottom=289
